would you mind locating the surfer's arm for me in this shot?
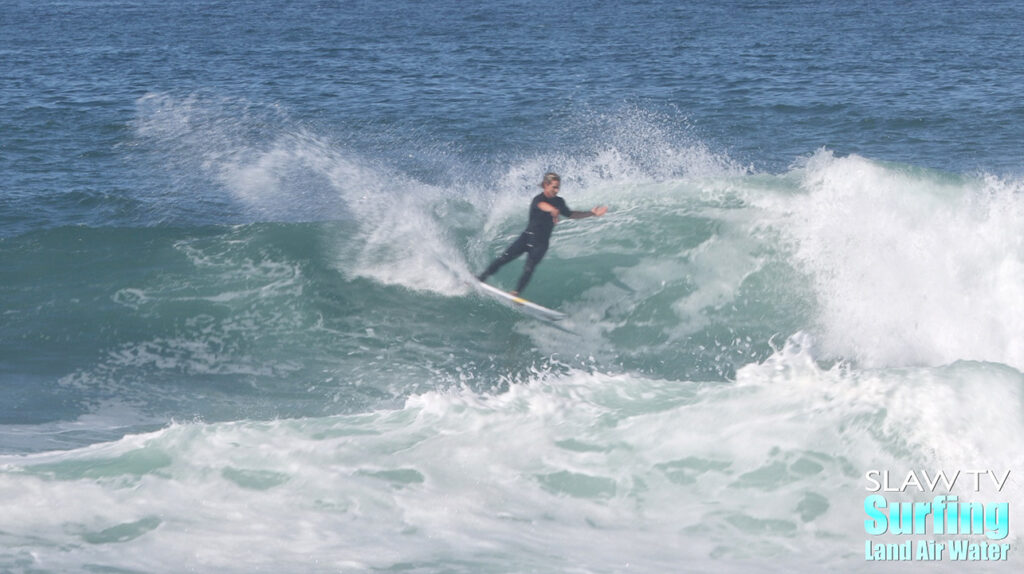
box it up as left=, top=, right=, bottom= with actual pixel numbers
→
left=537, top=201, right=559, bottom=215
left=539, top=202, right=607, bottom=222
left=537, top=201, right=563, bottom=222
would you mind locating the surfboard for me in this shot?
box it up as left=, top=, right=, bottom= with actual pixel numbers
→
left=474, top=280, right=568, bottom=322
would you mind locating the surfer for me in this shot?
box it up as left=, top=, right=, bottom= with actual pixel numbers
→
left=477, top=172, right=608, bottom=295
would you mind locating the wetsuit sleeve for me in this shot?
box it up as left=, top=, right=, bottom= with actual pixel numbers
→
left=556, top=197, right=572, bottom=218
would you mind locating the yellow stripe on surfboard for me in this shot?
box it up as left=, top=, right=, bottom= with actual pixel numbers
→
left=473, top=280, right=567, bottom=322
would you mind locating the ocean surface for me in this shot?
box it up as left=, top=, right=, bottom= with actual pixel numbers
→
left=2, top=1, right=1023, bottom=572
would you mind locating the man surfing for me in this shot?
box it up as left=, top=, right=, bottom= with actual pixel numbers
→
left=477, top=172, right=608, bottom=295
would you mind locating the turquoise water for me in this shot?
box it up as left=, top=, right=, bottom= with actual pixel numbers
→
left=2, top=1, right=1023, bottom=572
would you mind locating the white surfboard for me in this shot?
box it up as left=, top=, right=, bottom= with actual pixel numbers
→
left=474, top=280, right=568, bottom=322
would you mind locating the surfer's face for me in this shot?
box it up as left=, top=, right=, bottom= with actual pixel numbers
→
left=543, top=180, right=560, bottom=196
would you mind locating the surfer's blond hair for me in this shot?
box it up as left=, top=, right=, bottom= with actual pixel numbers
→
left=541, top=172, right=560, bottom=187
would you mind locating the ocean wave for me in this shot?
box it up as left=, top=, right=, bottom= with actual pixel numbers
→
left=3, top=347, right=1021, bottom=572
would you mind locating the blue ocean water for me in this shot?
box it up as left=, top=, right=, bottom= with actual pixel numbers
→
left=2, top=1, right=1023, bottom=572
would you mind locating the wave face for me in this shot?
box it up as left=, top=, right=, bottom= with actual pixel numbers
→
left=3, top=0, right=1024, bottom=571
left=6, top=118, right=1021, bottom=428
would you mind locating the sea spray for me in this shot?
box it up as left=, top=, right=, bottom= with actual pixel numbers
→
left=750, top=150, right=1024, bottom=370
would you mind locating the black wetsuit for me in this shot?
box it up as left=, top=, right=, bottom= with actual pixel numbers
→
left=478, top=193, right=572, bottom=293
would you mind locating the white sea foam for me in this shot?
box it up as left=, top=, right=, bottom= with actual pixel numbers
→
left=4, top=345, right=1021, bottom=573
left=751, top=150, right=1024, bottom=370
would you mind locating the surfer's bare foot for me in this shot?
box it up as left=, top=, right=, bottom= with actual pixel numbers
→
left=510, top=290, right=519, bottom=296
